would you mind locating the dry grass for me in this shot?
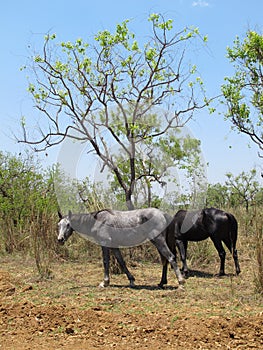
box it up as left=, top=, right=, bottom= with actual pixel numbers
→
left=1, top=206, right=262, bottom=294
left=1, top=239, right=262, bottom=350
left=1, top=246, right=262, bottom=318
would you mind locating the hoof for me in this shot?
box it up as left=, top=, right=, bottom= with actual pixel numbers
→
left=129, top=280, right=136, bottom=288
left=219, top=272, right=226, bottom=276
left=178, top=284, right=185, bottom=292
left=99, top=280, right=109, bottom=288
left=178, top=276, right=185, bottom=285
left=178, top=275, right=185, bottom=286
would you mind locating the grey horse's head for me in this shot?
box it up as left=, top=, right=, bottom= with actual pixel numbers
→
left=57, top=211, right=74, bottom=245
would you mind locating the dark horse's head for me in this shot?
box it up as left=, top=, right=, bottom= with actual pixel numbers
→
left=57, top=211, right=74, bottom=245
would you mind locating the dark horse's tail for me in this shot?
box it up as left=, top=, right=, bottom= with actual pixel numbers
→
left=226, top=212, right=241, bottom=275
left=226, top=213, right=238, bottom=252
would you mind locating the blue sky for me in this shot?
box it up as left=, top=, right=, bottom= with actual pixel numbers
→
left=1, top=0, right=263, bottom=184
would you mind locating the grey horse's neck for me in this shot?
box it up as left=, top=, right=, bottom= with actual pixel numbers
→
left=70, top=213, right=94, bottom=234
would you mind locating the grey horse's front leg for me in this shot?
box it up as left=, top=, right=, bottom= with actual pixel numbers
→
left=99, top=246, right=110, bottom=287
left=112, top=248, right=135, bottom=287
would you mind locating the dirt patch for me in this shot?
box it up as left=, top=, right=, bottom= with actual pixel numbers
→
left=0, top=271, right=16, bottom=297
left=1, top=301, right=262, bottom=349
left=0, top=257, right=262, bottom=349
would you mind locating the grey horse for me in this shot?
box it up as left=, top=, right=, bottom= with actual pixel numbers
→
left=57, top=208, right=185, bottom=288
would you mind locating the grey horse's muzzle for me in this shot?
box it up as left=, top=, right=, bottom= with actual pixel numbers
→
left=58, top=238, right=65, bottom=245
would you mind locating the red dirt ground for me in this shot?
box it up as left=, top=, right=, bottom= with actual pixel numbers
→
left=0, top=257, right=262, bottom=349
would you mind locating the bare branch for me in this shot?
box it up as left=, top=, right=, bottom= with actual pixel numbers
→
left=20, top=15, right=209, bottom=208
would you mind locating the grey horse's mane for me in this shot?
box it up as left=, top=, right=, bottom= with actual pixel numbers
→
left=92, top=208, right=114, bottom=219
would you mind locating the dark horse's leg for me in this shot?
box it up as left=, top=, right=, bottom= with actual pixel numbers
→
left=233, top=249, right=241, bottom=275
left=210, top=236, right=226, bottom=276
left=159, top=255, right=168, bottom=288
left=111, top=248, right=135, bottom=287
left=152, top=234, right=185, bottom=288
left=222, top=238, right=241, bottom=275
left=100, top=246, right=110, bottom=287
left=176, top=239, right=189, bottom=276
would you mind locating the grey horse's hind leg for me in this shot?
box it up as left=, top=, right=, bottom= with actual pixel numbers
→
left=112, top=248, right=135, bottom=287
left=152, top=235, right=185, bottom=286
left=100, top=246, right=110, bottom=287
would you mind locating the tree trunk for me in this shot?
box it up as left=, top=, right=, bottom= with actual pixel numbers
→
left=125, top=190, right=134, bottom=210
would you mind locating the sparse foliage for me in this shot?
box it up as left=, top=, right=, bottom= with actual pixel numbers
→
left=222, top=30, right=263, bottom=156
left=226, top=169, right=262, bottom=211
left=20, top=14, right=209, bottom=209
left=206, top=183, right=229, bottom=208
left=205, top=169, right=263, bottom=210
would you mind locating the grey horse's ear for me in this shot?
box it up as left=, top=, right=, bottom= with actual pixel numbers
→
left=58, top=211, right=63, bottom=219
left=68, top=210, right=72, bottom=219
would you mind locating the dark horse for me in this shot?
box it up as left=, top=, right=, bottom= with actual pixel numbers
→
left=57, top=208, right=185, bottom=288
left=159, top=208, right=241, bottom=286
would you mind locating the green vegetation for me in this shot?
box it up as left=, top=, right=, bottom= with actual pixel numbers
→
left=222, top=30, right=263, bottom=155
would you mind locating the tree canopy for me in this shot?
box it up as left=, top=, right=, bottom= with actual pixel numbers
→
left=20, top=14, right=209, bottom=209
left=222, top=30, right=263, bottom=156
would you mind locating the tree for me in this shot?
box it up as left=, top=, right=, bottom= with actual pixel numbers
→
left=0, top=152, right=46, bottom=223
left=0, top=152, right=57, bottom=253
left=222, top=30, right=263, bottom=156
left=205, top=183, right=229, bottom=208
left=20, top=14, right=209, bottom=209
left=225, top=169, right=261, bottom=211
left=106, top=129, right=205, bottom=209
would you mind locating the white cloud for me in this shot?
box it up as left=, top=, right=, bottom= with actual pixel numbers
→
left=192, top=1, right=210, bottom=7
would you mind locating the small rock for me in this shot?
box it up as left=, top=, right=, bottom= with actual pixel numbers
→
left=65, top=327, right=75, bottom=335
